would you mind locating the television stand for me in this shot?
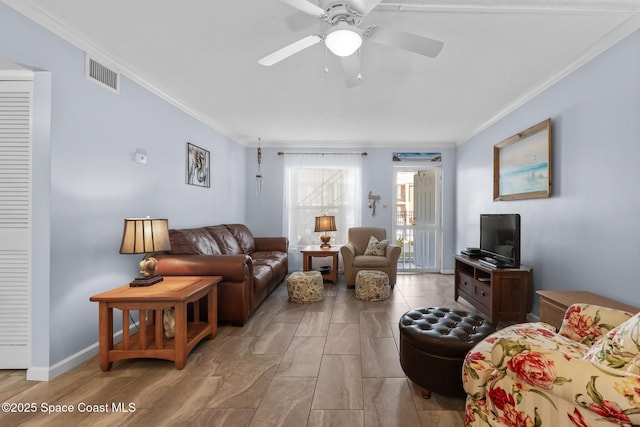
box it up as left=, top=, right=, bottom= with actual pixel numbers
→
left=454, top=255, right=533, bottom=325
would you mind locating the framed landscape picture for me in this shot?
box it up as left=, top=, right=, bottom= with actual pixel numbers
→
left=494, top=118, right=551, bottom=201
left=186, top=142, right=210, bottom=188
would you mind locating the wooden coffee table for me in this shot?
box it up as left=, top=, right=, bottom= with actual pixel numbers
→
left=90, top=275, right=221, bottom=371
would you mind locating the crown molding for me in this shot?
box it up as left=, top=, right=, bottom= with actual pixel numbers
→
left=459, top=11, right=640, bottom=146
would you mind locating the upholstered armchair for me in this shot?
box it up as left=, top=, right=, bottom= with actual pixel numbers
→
left=463, top=303, right=640, bottom=426
left=340, top=227, right=401, bottom=287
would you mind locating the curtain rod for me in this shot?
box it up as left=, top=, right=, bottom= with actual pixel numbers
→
left=277, top=151, right=367, bottom=157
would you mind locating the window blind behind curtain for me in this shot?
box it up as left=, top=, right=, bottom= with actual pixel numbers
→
left=283, top=153, right=363, bottom=271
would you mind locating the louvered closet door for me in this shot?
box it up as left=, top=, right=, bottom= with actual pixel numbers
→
left=0, top=80, right=33, bottom=368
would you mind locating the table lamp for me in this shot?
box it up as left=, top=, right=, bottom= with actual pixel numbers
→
left=314, top=215, right=336, bottom=248
left=119, top=217, right=171, bottom=286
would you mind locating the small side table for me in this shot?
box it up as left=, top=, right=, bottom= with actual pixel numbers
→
left=537, top=290, right=639, bottom=330
left=90, top=275, right=221, bottom=371
left=301, top=246, right=339, bottom=284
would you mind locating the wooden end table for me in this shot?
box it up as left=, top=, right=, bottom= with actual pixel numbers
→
left=301, top=246, right=339, bottom=284
left=537, top=290, right=639, bottom=330
left=90, top=275, right=221, bottom=371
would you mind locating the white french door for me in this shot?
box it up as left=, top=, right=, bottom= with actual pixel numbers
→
left=393, top=167, right=442, bottom=272
left=0, top=79, right=33, bottom=368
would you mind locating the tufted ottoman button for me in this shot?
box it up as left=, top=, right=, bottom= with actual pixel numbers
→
left=398, top=307, right=494, bottom=398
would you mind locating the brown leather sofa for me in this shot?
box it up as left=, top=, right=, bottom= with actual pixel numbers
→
left=155, top=224, right=288, bottom=326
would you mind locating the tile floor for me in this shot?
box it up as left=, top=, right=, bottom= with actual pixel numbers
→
left=0, top=272, right=473, bottom=426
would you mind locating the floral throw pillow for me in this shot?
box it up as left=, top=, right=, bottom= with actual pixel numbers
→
left=558, top=304, right=632, bottom=346
left=583, top=312, right=640, bottom=370
left=364, top=236, right=388, bottom=256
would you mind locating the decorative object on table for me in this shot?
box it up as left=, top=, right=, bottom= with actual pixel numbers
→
left=163, top=307, right=175, bottom=339
left=392, top=152, right=442, bottom=162
left=367, top=191, right=380, bottom=216
left=314, top=215, right=336, bottom=248
left=494, top=118, right=551, bottom=201
left=186, top=142, right=210, bottom=187
left=119, top=217, right=171, bottom=286
left=255, top=137, right=263, bottom=197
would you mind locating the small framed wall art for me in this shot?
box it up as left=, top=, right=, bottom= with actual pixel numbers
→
left=186, top=142, right=210, bottom=188
left=494, top=118, right=551, bottom=201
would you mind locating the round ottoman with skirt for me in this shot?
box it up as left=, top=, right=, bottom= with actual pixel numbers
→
left=399, top=307, right=494, bottom=398
left=287, top=271, right=324, bottom=303
left=355, top=270, right=390, bottom=301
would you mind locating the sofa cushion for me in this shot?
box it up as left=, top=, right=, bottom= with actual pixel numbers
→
left=205, top=225, right=242, bottom=254
left=364, top=235, right=388, bottom=256
left=353, top=255, right=389, bottom=268
left=253, top=264, right=274, bottom=292
left=166, top=228, right=222, bottom=255
left=559, top=303, right=633, bottom=347
left=463, top=322, right=585, bottom=399
left=225, top=224, right=255, bottom=254
left=583, top=312, right=640, bottom=370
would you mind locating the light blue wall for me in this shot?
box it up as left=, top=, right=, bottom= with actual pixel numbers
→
left=245, top=146, right=456, bottom=272
left=0, top=3, right=246, bottom=374
left=456, top=28, right=640, bottom=316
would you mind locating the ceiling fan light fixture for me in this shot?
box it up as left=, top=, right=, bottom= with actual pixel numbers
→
left=325, top=25, right=362, bottom=57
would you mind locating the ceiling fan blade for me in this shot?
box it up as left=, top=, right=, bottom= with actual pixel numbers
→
left=280, top=0, right=325, bottom=17
left=258, top=35, right=322, bottom=66
left=341, top=54, right=362, bottom=88
left=368, top=26, right=444, bottom=58
left=349, top=0, right=383, bottom=16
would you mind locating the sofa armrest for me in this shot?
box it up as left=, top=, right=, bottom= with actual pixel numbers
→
left=340, top=244, right=355, bottom=266
left=497, top=340, right=640, bottom=425
left=385, top=244, right=401, bottom=264
left=254, top=237, right=288, bottom=253
left=463, top=322, right=563, bottom=399
left=558, top=303, right=634, bottom=346
left=156, top=254, right=251, bottom=282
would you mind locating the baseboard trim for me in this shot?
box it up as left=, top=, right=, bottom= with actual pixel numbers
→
left=26, top=322, right=139, bottom=381
left=27, top=342, right=98, bottom=381
left=440, top=269, right=454, bottom=275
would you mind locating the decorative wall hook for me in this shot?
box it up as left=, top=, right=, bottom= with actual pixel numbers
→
left=368, top=191, right=381, bottom=216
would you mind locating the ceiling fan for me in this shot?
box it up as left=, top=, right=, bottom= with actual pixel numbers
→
left=258, top=0, right=444, bottom=87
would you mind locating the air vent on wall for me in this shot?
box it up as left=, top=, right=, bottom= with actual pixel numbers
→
left=85, top=54, right=119, bottom=93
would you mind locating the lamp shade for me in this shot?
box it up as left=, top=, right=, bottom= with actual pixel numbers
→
left=314, top=215, right=337, bottom=233
left=119, top=218, right=171, bottom=254
left=324, top=24, right=362, bottom=57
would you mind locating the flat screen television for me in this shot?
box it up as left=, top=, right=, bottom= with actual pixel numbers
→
left=480, top=214, right=521, bottom=268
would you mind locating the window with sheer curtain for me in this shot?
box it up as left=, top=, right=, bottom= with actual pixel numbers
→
left=283, top=154, right=362, bottom=268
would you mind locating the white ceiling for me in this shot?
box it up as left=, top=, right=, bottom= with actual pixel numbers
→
left=4, top=0, right=640, bottom=148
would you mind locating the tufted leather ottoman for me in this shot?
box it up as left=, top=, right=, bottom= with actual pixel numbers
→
left=399, top=307, right=494, bottom=398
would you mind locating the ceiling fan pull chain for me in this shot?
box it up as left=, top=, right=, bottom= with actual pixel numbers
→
left=324, top=45, right=329, bottom=73
left=357, top=49, right=362, bottom=80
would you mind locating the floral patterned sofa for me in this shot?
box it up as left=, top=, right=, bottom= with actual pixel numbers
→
left=463, top=303, right=640, bottom=426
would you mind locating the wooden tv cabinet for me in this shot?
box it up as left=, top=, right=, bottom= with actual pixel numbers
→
left=454, top=255, right=533, bottom=325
